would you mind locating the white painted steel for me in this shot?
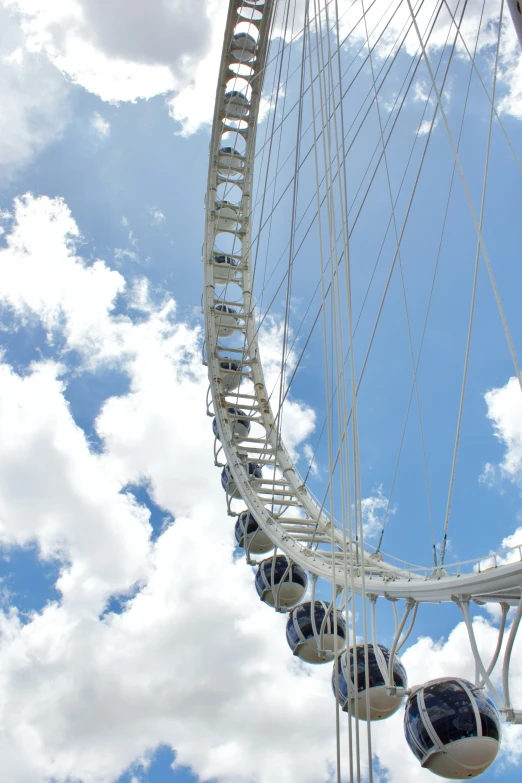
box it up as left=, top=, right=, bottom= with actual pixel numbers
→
left=203, top=0, right=522, bottom=604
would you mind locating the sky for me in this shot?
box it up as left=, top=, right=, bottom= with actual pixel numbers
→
left=1, top=0, right=522, bottom=782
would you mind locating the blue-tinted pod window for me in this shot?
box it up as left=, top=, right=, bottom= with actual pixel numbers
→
left=344, top=645, right=406, bottom=693
left=219, top=360, right=240, bottom=372
left=472, top=688, right=501, bottom=741
left=423, top=681, right=477, bottom=747
left=214, top=254, right=239, bottom=267
left=291, top=602, right=346, bottom=641
left=286, top=622, right=300, bottom=649
left=332, top=655, right=349, bottom=704
left=405, top=694, right=434, bottom=761
left=256, top=556, right=307, bottom=593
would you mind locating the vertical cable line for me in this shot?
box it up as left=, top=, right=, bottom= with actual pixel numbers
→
left=324, top=0, right=376, bottom=774
left=206, top=0, right=522, bottom=608
left=440, top=0, right=505, bottom=566
left=405, top=0, right=522, bottom=396
left=315, top=0, right=364, bottom=774
left=274, top=0, right=310, bottom=493
left=307, top=4, right=344, bottom=777
left=254, top=0, right=442, bottom=483
left=311, top=0, right=470, bottom=549
left=256, top=0, right=457, bottom=499
left=357, top=0, right=474, bottom=564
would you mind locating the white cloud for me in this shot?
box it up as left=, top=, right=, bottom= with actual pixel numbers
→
left=0, top=2, right=71, bottom=180
left=361, top=486, right=393, bottom=539
left=484, top=376, right=522, bottom=484
left=0, top=193, right=346, bottom=783
left=6, top=0, right=229, bottom=133
left=3, top=0, right=522, bottom=142
left=2, top=194, right=522, bottom=783
left=91, top=111, right=110, bottom=137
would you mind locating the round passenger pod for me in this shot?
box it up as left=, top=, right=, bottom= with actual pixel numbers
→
left=333, top=644, right=407, bottom=721
left=217, top=358, right=242, bottom=392
left=224, top=90, right=250, bottom=119
left=286, top=601, right=346, bottom=664
left=214, top=303, right=239, bottom=337
left=215, top=201, right=240, bottom=231
left=235, top=510, right=274, bottom=554
left=217, top=146, right=245, bottom=175
left=404, top=678, right=500, bottom=779
left=221, top=462, right=262, bottom=499
left=213, top=406, right=250, bottom=441
left=212, top=254, right=239, bottom=285
left=255, top=554, right=308, bottom=609
left=230, top=32, right=257, bottom=62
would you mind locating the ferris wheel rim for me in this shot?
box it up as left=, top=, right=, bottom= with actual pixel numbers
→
left=203, top=0, right=522, bottom=604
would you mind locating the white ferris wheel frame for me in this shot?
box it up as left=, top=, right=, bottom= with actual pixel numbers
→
left=203, top=0, right=522, bottom=608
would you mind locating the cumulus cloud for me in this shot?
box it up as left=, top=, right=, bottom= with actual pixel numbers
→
left=361, top=486, right=393, bottom=539
left=2, top=194, right=522, bottom=783
left=0, top=193, right=339, bottom=783
left=0, top=2, right=71, bottom=180
left=484, top=376, right=522, bottom=484
left=6, top=0, right=229, bottom=132
left=2, top=0, right=522, bottom=144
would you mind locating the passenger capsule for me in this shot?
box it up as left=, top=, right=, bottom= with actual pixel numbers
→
left=213, top=254, right=239, bottom=284
left=235, top=510, right=274, bottom=554
left=215, top=200, right=240, bottom=231
left=286, top=601, right=346, bottom=664
left=404, top=678, right=500, bottom=779
left=212, top=407, right=250, bottom=441
left=221, top=462, right=262, bottom=499
left=224, top=90, right=250, bottom=119
left=230, top=32, right=257, bottom=62
left=218, top=146, right=245, bottom=173
left=255, top=555, right=308, bottom=608
left=214, top=304, right=239, bottom=337
left=218, top=358, right=241, bottom=392
left=333, top=644, right=407, bottom=721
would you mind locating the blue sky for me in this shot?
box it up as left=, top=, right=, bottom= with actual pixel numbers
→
left=0, top=0, right=522, bottom=782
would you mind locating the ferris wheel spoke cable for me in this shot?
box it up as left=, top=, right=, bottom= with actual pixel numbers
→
left=205, top=6, right=522, bottom=771
left=360, top=0, right=439, bottom=563
left=250, top=0, right=452, bottom=436
left=259, top=0, right=456, bottom=437
left=439, top=0, right=505, bottom=567
left=250, top=0, right=390, bottom=171
left=326, top=3, right=378, bottom=770
left=439, top=0, right=522, bottom=175
left=206, top=0, right=522, bottom=617
left=251, top=0, right=299, bottom=298
left=371, top=0, right=489, bottom=553
left=248, top=0, right=437, bottom=306
left=248, top=0, right=435, bottom=248
left=307, top=1, right=361, bottom=771
left=406, top=0, right=522, bottom=398
left=313, top=0, right=369, bottom=764
left=250, top=0, right=431, bottom=252
left=248, top=0, right=412, bottom=273
left=306, top=12, right=467, bottom=552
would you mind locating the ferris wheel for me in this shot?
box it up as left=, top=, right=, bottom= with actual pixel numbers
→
left=203, top=0, right=522, bottom=778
